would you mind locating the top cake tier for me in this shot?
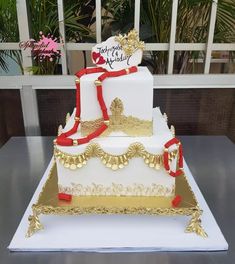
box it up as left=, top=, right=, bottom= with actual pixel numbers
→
left=79, top=66, right=153, bottom=137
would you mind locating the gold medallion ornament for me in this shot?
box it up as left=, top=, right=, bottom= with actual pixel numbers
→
left=81, top=98, right=153, bottom=137
left=115, top=29, right=145, bottom=56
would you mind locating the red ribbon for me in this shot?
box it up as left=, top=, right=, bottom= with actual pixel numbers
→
left=58, top=193, right=72, bottom=201
left=172, top=195, right=182, bottom=207
left=163, top=137, right=184, bottom=177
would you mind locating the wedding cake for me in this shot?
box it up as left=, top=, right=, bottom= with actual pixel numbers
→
left=25, top=30, right=208, bottom=239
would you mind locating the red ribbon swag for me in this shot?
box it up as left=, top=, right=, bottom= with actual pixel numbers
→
left=54, top=66, right=138, bottom=146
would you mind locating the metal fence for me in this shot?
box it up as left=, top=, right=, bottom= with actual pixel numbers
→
left=0, top=0, right=235, bottom=136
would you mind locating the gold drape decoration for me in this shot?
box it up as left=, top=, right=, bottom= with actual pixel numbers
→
left=54, top=142, right=178, bottom=171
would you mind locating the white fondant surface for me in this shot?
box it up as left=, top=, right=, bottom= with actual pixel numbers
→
left=56, top=107, right=176, bottom=196
left=57, top=159, right=174, bottom=196
left=8, top=158, right=228, bottom=252
left=79, top=66, right=153, bottom=122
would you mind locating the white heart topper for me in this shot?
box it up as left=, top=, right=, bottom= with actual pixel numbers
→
left=91, top=30, right=144, bottom=71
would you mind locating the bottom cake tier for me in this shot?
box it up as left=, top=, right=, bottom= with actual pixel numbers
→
left=26, top=162, right=207, bottom=238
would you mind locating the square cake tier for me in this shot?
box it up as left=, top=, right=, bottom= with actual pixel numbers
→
left=79, top=66, right=153, bottom=137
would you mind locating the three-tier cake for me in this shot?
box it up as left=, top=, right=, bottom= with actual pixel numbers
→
left=26, top=30, right=207, bottom=239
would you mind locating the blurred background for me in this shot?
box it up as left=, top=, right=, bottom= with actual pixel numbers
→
left=0, top=0, right=235, bottom=147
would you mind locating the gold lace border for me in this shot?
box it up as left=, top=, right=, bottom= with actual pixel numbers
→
left=58, top=182, right=175, bottom=197
left=80, top=98, right=153, bottom=137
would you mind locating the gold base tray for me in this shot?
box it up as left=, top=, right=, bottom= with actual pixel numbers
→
left=26, top=163, right=207, bottom=238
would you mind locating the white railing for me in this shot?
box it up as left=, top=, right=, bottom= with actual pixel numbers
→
left=0, top=0, right=235, bottom=136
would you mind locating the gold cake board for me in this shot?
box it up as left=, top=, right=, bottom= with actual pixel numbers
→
left=26, top=163, right=207, bottom=238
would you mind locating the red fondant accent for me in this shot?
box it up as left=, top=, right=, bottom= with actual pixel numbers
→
left=96, top=85, right=109, bottom=119
left=56, top=136, right=73, bottom=146
left=92, top=51, right=100, bottom=62
left=77, top=137, right=89, bottom=145
left=130, top=66, right=138, bottom=73
left=169, top=169, right=183, bottom=177
left=75, top=83, right=80, bottom=117
left=164, top=137, right=180, bottom=148
left=86, top=67, right=105, bottom=74
left=97, top=56, right=106, bottom=64
left=58, top=193, right=72, bottom=201
left=75, top=68, right=86, bottom=78
left=172, top=195, right=182, bottom=207
left=75, top=67, right=106, bottom=78
left=163, top=137, right=184, bottom=177
left=102, top=109, right=109, bottom=120
left=63, top=122, right=79, bottom=138
left=98, top=72, right=108, bottom=82
left=91, top=52, right=106, bottom=65
left=163, top=151, right=170, bottom=171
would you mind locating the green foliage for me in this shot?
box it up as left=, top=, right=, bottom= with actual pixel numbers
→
left=1, top=0, right=235, bottom=74
left=174, top=0, right=235, bottom=73
left=0, top=0, right=23, bottom=73
left=102, top=0, right=134, bottom=39
left=215, top=0, right=235, bottom=43
left=28, top=0, right=95, bottom=74
left=102, top=0, right=235, bottom=74
left=0, top=0, right=95, bottom=74
left=29, top=0, right=95, bottom=42
left=63, top=0, right=96, bottom=42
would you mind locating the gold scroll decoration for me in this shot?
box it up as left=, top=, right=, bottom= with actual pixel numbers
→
left=54, top=142, right=178, bottom=171
left=81, top=98, right=153, bottom=137
left=115, top=29, right=145, bottom=56
left=26, top=207, right=43, bottom=237
left=185, top=210, right=208, bottom=237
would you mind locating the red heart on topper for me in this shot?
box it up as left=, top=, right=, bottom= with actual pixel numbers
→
left=97, top=56, right=105, bottom=65
left=92, top=51, right=106, bottom=65
left=92, top=51, right=100, bottom=62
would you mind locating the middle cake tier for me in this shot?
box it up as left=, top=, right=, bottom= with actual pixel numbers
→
left=54, top=107, right=177, bottom=197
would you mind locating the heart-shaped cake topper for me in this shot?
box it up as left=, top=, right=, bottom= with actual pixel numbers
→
left=91, top=29, right=145, bottom=71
